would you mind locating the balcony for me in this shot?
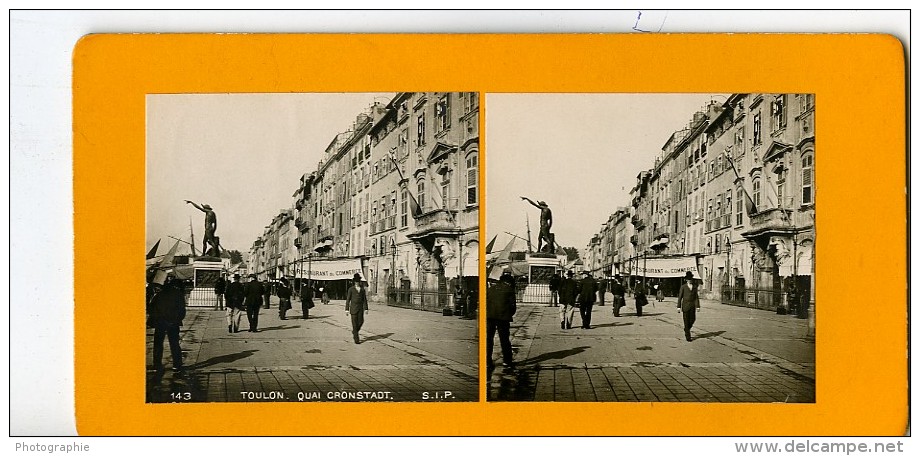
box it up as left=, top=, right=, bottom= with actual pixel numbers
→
left=742, top=207, right=795, bottom=240
left=407, top=209, right=460, bottom=240
left=629, top=234, right=639, bottom=246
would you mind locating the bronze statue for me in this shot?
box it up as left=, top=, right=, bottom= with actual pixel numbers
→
left=521, top=196, right=555, bottom=253
left=186, top=200, right=220, bottom=257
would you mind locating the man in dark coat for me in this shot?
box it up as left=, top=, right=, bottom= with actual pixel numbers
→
left=634, top=281, right=648, bottom=317
left=147, top=276, right=186, bottom=377
left=558, top=270, right=579, bottom=330
left=597, top=276, right=607, bottom=306
left=578, top=272, right=598, bottom=329
left=676, top=271, right=701, bottom=341
left=224, top=273, right=245, bottom=333
left=244, top=274, right=265, bottom=332
left=214, top=275, right=226, bottom=310
left=610, top=275, right=626, bottom=317
left=277, top=278, right=292, bottom=320
left=262, top=279, right=272, bottom=309
left=548, top=272, right=561, bottom=307
left=300, top=282, right=314, bottom=320
left=487, top=270, right=517, bottom=370
left=345, top=273, right=369, bottom=344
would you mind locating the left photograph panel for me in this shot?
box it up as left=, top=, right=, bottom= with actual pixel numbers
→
left=145, top=92, right=481, bottom=403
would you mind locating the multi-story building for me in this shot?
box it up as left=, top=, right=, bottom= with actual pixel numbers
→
left=589, top=93, right=815, bottom=312
left=248, top=92, right=480, bottom=309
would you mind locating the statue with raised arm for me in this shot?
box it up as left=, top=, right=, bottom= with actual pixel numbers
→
left=186, top=200, right=219, bottom=257
left=521, top=196, right=555, bottom=253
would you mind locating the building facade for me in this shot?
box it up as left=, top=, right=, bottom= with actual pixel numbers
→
left=587, top=93, right=815, bottom=313
left=247, top=93, right=480, bottom=309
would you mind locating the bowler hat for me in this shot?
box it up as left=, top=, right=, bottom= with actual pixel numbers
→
left=684, top=271, right=694, bottom=279
left=353, top=273, right=363, bottom=281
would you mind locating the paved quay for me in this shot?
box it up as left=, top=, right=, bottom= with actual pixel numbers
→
left=488, top=295, right=814, bottom=402
left=147, top=298, right=478, bottom=403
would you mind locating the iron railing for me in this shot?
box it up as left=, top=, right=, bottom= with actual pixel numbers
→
left=386, top=287, right=453, bottom=313
left=720, top=285, right=799, bottom=312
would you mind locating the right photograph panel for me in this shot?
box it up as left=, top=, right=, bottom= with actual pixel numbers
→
left=485, top=93, right=815, bottom=403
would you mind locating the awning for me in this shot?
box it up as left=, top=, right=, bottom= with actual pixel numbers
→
left=297, top=258, right=363, bottom=281
left=312, top=239, right=334, bottom=252
left=634, top=256, right=700, bottom=279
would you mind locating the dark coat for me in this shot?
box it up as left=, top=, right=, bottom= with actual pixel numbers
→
left=597, top=279, right=607, bottom=293
left=549, top=275, right=561, bottom=292
left=559, top=277, right=580, bottom=304
left=677, top=282, right=701, bottom=312
left=224, top=281, right=245, bottom=309
left=578, top=277, right=598, bottom=304
left=486, top=281, right=516, bottom=322
left=345, top=284, right=368, bottom=314
left=244, top=280, right=264, bottom=309
left=610, top=281, right=626, bottom=297
left=147, top=280, right=186, bottom=327
left=635, top=283, right=648, bottom=307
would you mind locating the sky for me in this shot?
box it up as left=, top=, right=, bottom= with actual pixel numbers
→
left=485, top=93, right=727, bottom=254
left=146, top=93, right=391, bottom=256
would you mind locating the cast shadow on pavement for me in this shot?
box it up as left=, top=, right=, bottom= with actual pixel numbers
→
left=519, top=346, right=591, bottom=366
left=363, top=332, right=394, bottom=342
left=300, top=315, right=331, bottom=320
left=591, top=322, right=634, bottom=329
left=255, top=325, right=299, bottom=332
left=694, top=330, right=726, bottom=339
left=190, top=349, right=258, bottom=369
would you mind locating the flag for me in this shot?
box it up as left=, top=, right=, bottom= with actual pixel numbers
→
left=146, top=240, right=160, bottom=260
left=724, top=151, right=758, bottom=215
left=485, top=235, right=498, bottom=254
left=408, top=190, right=423, bottom=218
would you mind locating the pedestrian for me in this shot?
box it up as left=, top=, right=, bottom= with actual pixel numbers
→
left=214, top=274, right=226, bottom=310
left=487, top=269, right=517, bottom=370
left=224, top=273, right=245, bottom=333
left=558, top=270, right=579, bottom=330
left=321, top=285, right=330, bottom=305
left=611, top=274, right=626, bottom=317
left=464, top=287, right=478, bottom=319
left=277, top=277, right=292, bottom=320
left=634, top=281, right=648, bottom=317
left=597, top=275, right=607, bottom=306
left=262, top=279, right=272, bottom=309
left=454, top=283, right=466, bottom=317
left=146, top=276, right=186, bottom=379
left=244, top=274, right=264, bottom=332
left=549, top=272, right=560, bottom=307
left=677, top=271, right=701, bottom=341
left=656, top=282, right=665, bottom=302
left=345, top=273, right=369, bottom=344
left=301, top=282, right=315, bottom=319
left=578, top=272, right=598, bottom=329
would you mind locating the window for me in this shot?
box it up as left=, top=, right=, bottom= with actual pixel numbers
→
left=398, top=129, right=409, bottom=159
left=417, top=179, right=426, bottom=213
left=463, top=92, right=478, bottom=114
left=776, top=168, right=786, bottom=208
left=734, top=126, right=745, bottom=157
left=736, top=188, right=744, bottom=226
left=400, top=188, right=408, bottom=227
left=389, top=191, right=397, bottom=229
left=380, top=196, right=387, bottom=232
left=802, top=152, right=814, bottom=204
left=715, top=234, right=721, bottom=253
left=799, top=93, right=815, bottom=113
left=725, top=190, right=732, bottom=227
left=435, top=94, right=450, bottom=133
left=441, top=177, right=450, bottom=210
left=706, top=199, right=713, bottom=231
left=416, top=112, right=426, bottom=147
left=753, top=177, right=761, bottom=208
left=466, top=153, right=478, bottom=205
left=715, top=195, right=722, bottom=230
left=752, top=111, right=762, bottom=145
left=771, top=94, right=787, bottom=131
left=371, top=201, right=378, bottom=233
left=380, top=237, right=387, bottom=256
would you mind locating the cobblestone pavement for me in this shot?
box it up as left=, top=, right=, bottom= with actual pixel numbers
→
left=147, top=298, right=478, bottom=402
left=488, top=296, right=814, bottom=402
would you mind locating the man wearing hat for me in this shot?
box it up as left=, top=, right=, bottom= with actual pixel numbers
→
left=244, top=274, right=265, bottom=332
left=558, top=270, right=580, bottom=330
left=676, top=271, right=701, bottom=341
left=577, top=272, right=598, bottom=329
left=224, top=273, right=245, bottom=333
left=185, top=200, right=218, bottom=256
left=610, top=274, right=626, bottom=317
left=345, top=273, right=369, bottom=344
left=487, top=269, right=517, bottom=370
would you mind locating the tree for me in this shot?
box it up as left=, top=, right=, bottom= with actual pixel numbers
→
left=227, top=249, right=244, bottom=265
left=562, top=246, right=580, bottom=262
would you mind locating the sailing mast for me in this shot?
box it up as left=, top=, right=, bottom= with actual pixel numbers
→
left=525, top=213, right=533, bottom=253
left=189, top=217, right=197, bottom=257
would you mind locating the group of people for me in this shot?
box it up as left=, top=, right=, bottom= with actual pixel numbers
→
left=550, top=271, right=643, bottom=329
